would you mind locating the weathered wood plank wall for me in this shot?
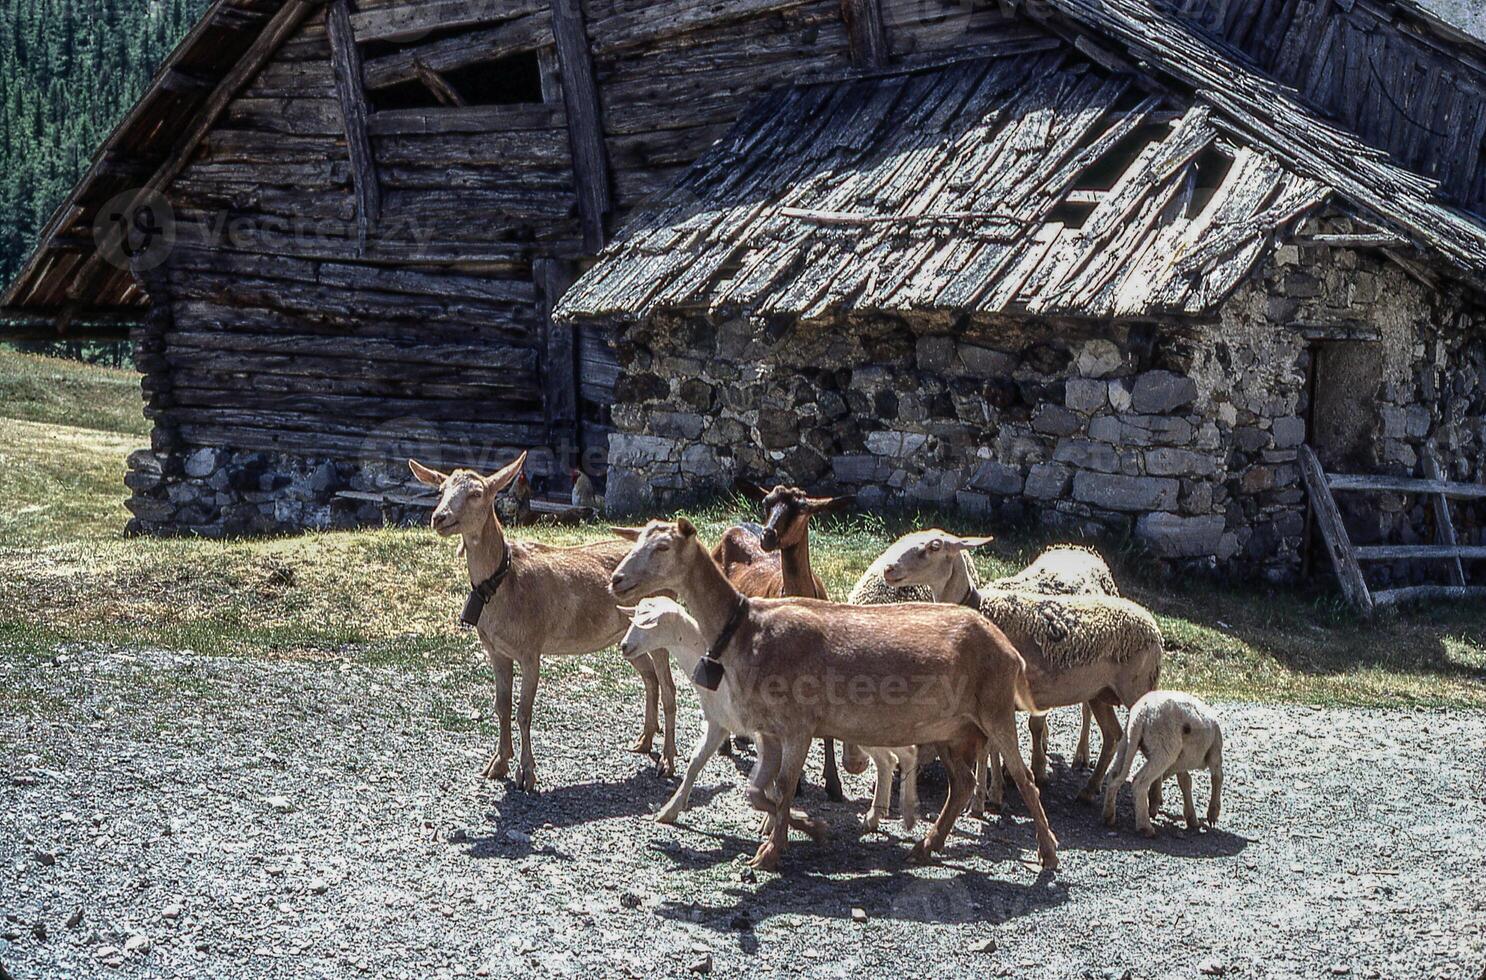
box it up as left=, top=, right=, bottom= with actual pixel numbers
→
left=1177, top=0, right=1486, bottom=214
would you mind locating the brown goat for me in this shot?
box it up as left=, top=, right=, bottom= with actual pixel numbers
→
left=610, top=519, right=1059, bottom=871
left=410, top=454, right=676, bottom=790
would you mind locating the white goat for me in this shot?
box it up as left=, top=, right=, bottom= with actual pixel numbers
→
left=1102, top=691, right=1223, bottom=836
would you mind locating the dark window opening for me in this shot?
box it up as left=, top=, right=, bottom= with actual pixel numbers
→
left=365, top=49, right=545, bottom=112
left=1185, top=146, right=1234, bottom=218
left=444, top=51, right=544, bottom=104
left=1045, top=200, right=1096, bottom=230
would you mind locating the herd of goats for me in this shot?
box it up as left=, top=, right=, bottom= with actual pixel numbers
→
left=407, top=452, right=1226, bottom=871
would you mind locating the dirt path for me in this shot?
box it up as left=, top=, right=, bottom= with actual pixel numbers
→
left=2, top=644, right=1483, bottom=979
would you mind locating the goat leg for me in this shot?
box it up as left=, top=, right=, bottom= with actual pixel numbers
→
left=514, top=657, right=540, bottom=792
left=910, top=738, right=975, bottom=863
left=1072, top=703, right=1093, bottom=769
left=657, top=719, right=729, bottom=824
left=750, top=735, right=810, bottom=871
left=652, top=650, right=677, bottom=777
left=1080, top=700, right=1124, bottom=801
left=629, top=655, right=660, bottom=755
left=820, top=738, right=845, bottom=802
left=482, top=656, right=515, bottom=780
left=983, top=712, right=1059, bottom=869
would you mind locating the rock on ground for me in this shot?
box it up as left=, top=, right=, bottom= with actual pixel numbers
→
left=1, top=644, right=1484, bottom=978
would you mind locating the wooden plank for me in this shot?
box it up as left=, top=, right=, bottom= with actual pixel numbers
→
left=551, top=0, right=612, bottom=253
left=1372, top=585, right=1486, bottom=607
left=349, top=0, right=548, bottom=42
left=361, top=13, right=552, bottom=89
left=1355, top=545, right=1486, bottom=561
left=412, top=60, right=466, bottom=107
left=841, top=0, right=890, bottom=70
left=367, top=104, right=566, bottom=134
left=536, top=258, right=579, bottom=453
left=326, top=0, right=382, bottom=252
left=1422, top=451, right=1468, bottom=587
left=1326, top=473, right=1486, bottom=498
left=1300, top=445, right=1375, bottom=613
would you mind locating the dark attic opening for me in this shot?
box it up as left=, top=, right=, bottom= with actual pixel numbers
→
left=366, top=49, right=545, bottom=112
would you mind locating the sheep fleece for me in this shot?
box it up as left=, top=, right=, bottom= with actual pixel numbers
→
left=977, top=591, right=1161, bottom=668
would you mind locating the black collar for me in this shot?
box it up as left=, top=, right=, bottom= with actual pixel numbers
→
left=460, top=540, right=511, bottom=628
left=958, top=581, right=982, bottom=609
left=693, top=594, right=749, bottom=691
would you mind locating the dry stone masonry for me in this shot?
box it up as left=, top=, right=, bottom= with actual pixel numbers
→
left=605, top=224, right=1486, bottom=582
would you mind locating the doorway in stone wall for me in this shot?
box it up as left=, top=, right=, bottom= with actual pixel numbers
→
left=1306, top=339, right=1385, bottom=472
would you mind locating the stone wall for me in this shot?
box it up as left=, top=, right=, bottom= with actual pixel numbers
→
left=123, top=447, right=432, bottom=537
left=606, top=231, right=1486, bottom=582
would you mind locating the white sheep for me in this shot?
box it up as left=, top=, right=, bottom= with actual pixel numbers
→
left=1101, top=690, right=1223, bottom=836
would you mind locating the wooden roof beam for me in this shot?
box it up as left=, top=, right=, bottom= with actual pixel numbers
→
left=326, top=0, right=381, bottom=252
left=551, top=0, right=612, bottom=253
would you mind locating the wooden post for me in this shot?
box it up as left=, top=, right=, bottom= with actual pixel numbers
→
left=550, top=0, right=612, bottom=253
left=326, top=0, right=382, bottom=252
left=129, top=256, right=180, bottom=455
left=1299, top=444, right=1374, bottom=614
left=840, top=0, right=889, bottom=70
left=536, top=258, right=579, bottom=463
left=1421, top=449, right=1468, bottom=587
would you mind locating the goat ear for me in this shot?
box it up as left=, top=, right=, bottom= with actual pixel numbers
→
left=676, top=517, right=697, bottom=538
left=610, top=526, right=644, bottom=542
left=953, top=534, right=995, bottom=549
left=408, top=459, right=448, bottom=487
left=485, top=451, right=527, bottom=494
left=806, top=494, right=855, bottom=515
left=615, top=604, right=639, bottom=619
left=733, top=479, right=769, bottom=503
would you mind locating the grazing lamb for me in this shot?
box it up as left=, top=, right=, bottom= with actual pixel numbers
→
left=409, top=453, right=676, bottom=790
left=1101, top=691, right=1223, bottom=836
left=610, top=519, right=1059, bottom=871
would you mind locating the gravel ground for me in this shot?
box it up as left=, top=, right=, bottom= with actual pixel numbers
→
left=2, top=643, right=1484, bottom=980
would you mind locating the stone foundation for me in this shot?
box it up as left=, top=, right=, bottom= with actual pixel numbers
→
left=123, top=447, right=435, bottom=537
left=606, top=227, right=1486, bottom=582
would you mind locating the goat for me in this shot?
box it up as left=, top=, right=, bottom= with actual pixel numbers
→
left=724, top=482, right=866, bottom=799
left=875, top=532, right=1160, bottom=808
left=1102, top=690, right=1223, bottom=836
left=609, top=519, right=1059, bottom=871
left=409, top=453, right=676, bottom=789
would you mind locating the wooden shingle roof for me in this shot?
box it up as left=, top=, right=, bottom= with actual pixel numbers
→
left=557, top=51, right=1331, bottom=323
left=0, top=0, right=314, bottom=335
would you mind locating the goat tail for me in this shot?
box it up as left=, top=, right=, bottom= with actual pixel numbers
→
left=1012, top=667, right=1038, bottom=714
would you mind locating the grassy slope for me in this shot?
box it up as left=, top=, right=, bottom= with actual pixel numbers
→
left=1, top=349, right=1483, bottom=708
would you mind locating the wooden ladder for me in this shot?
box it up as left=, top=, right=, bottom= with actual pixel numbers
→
left=1299, top=444, right=1486, bottom=613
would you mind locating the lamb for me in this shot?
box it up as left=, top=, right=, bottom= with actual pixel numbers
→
left=609, top=519, right=1059, bottom=871
left=409, top=453, right=676, bottom=790
left=1101, top=691, right=1223, bottom=836
left=872, top=531, right=1161, bottom=807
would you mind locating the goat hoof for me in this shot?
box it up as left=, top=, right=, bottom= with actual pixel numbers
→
left=902, top=813, right=917, bottom=832
left=656, top=757, right=676, bottom=778
left=629, top=737, right=655, bottom=755
left=860, top=814, right=881, bottom=833
left=653, top=808, right=681, bottom=825
left=1039, top=847, right=1060, bottom=871
left=789, top=812, right=828, bottom=842
left=516, top=766, right=536, bottom=792
left=482, top=757, right=510, bottom=780
left=1072, top=755, right=1090, bottom=770
left=824, top=784, right=846, bottom=804
left=1140, top=825, right=1157, bottom=839
left=748, top=842, right=781, bottom=871
left=908, top=839, right=937, bottom=864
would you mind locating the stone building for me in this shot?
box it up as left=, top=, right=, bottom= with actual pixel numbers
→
left=557, top=6, right=1486, bottom=582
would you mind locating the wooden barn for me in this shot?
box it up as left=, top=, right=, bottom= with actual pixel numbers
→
left=3, top=0, right=1486, bottom=593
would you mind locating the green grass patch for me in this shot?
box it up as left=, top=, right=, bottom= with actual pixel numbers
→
left=0, top=347, right=146, bottom=436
